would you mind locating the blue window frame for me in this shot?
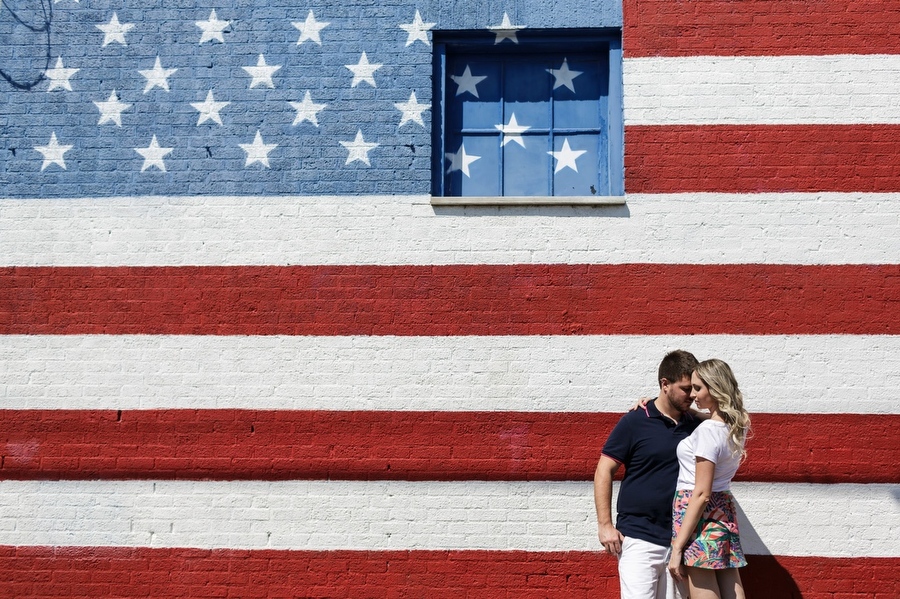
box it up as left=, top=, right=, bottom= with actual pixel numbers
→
left=432, top=30, right=623, bottom=199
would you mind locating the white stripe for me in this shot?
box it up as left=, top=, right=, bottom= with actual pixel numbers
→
left=0, top=480, right=894, bottom=557
left=3, top=334, right=897, bottom=414
left=0, top=194, right=898, bottom=266
left=624, top=54, right=900, bottom=125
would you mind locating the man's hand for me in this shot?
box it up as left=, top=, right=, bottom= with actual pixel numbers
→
left=598, top=523, right=624, bottom=556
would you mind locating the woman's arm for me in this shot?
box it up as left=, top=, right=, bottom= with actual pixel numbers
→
left=667, top=457, right=716, bottom=582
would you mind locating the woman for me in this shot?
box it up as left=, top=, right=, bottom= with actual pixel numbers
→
left=668, top=359, right=750, bottom=599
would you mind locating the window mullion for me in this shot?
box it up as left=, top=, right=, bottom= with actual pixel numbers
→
left=548, top=67, right=555, bottom=196
left=498, top=60, right=506, bottom=197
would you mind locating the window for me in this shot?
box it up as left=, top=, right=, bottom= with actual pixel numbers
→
left=432, top=30, right=623, bottom=204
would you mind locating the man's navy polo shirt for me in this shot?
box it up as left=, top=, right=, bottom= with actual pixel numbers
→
left=601, top=400, right=700, bottom=547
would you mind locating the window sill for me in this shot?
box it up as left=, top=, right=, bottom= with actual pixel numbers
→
left=430, top=196, right=626, bottom=206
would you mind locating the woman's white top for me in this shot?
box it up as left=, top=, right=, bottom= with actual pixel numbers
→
left=675, top=419, right=743, bottom=492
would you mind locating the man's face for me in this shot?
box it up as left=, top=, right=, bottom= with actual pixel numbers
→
left=662, top=375, right=694, bottom=414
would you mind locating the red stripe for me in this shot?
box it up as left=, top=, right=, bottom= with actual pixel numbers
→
left=1, top=546, right=895, bottom=598
left=623, top=0, right=900, bottom=57
left=2, top=410, right=895, bottom=484
left=2, top=264, right=897, bottom=335
left=626, top=125, right=900, bottom=194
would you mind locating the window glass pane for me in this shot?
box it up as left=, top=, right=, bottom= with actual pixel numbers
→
left=447, top=60, right=501, bottom=131
left=504, top=61, right=551, bottom=129
left=552, top=56, right=604, bottom=130
left=549, top=134, right=599, bottom=196
left=503, top=134, right=551, bottom=196
left=443, top=135, right=499, bottom=196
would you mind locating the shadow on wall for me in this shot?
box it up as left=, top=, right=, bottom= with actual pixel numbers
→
left=734, top=500, right=803, bottom=599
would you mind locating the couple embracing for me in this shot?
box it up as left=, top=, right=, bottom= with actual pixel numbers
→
left=593, top=350, right=751, bottom=599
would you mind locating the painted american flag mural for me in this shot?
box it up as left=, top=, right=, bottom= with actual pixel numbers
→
left=1, top=0, right=899, bottom=597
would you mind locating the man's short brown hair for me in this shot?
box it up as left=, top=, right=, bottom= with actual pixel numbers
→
left=657, top=350, right=699, bottom=387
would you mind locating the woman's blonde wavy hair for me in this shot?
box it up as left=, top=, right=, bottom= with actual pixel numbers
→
left=694, top=359, right=751, bottom=459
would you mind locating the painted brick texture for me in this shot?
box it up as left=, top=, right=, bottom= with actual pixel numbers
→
left=626, top=125, right=900, bottom=193
left=2, top=264, right=898, bottom=335
left=1, top=410, right=897, bottom=484
left=1, top=548, right=897, bottom=599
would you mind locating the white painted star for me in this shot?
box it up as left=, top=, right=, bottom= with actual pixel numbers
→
left=399, top=10, right=435, bottom=47
left=242, top=54, right=281, bottom=89
left=239, top=131, right=277, bottom=168
left=34, top=132, right=72, bottom=171
left=340, top=130, right=379, bottom=166
left=135, top=135, right=173, bottom=172
left=494, top=113, right=531, bottom=148
left=292, top=10, right=329, bottom=45
left=196, top=10, right=230, bottom=44
left=191, top=90, right=230, bottom=126
left=345, top=52, right=382, bottom=88
left=139, top=57, right=177, bottom=93
left=445, top=143, right=480, bottom=178
left=394, top=91, right=429, bottom=128
left=97, top=13, right=134, bottom=47
left=44, top=57, right=78, bottom=92
left=289, top=91, right=327, bottom=127
left=548, top=138, right=587, bottom=174
left=488, top=13, right=525, bottom=44
left=547, top=58, right=583, bottom=93
left=94, top=90, right=131, bottom=126
left=450, top=65, right=487, bottom=98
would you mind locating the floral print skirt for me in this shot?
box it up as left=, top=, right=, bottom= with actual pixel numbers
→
left=672, top=489, right=747, bottom=569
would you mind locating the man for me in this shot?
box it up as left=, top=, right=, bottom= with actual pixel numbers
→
left=593, top=350, right=701, bottom=599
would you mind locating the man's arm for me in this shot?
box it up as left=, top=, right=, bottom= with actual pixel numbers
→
left=593, top=455, right=624, bottom=556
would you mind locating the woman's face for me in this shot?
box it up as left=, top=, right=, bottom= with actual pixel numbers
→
left=690, top=371, right=716, bottom=412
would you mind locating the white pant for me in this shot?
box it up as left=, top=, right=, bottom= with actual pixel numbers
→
left=618, top=536, right=686, bottom=599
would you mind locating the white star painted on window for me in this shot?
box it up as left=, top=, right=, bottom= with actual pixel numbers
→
left=44, top=57, right=78, bottom=92
left=289, top=91, right=327, bottom=127
left=494, top=113, right=530, bottom=148
left=547, top=58, right=583, bottom=93
left=488, top=13, right=524, bottom=44
left=191, top=90, right=230, bottom=126
left=196, top=10, right=230, bottom=44
left=34, top=132, right=72, bottom=171
left=242, top=54, right=281, bottom=89
left=135, top=135, right=173, bottom=172
left=97, top=13, right=134, bottom=47
left=548, top=138, right=587, bottom=174
left=292, top=10, right=329, bottom=45
left=139, top=57, right=177, bottom=93
left=345, top=52, right=382, bottom=88
left=94, top=90, right=131, bottom=126
left=450, top=65, right=487, bottom=98
left=394, top=91, right=429, bottom=128
left=399, top=10, right=435, bottom=47
left=340, top=130, right=379, bottom=166
left=239, top=131, right=277, bottom=168
left=445, top=143, right=480, bottom=178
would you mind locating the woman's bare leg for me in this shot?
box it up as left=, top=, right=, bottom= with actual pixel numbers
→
left=715, top=568, right=745, bottom=599
left=686, top=567, right=721, bottom=599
